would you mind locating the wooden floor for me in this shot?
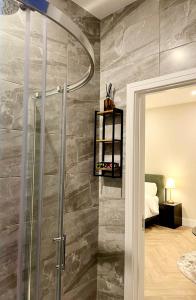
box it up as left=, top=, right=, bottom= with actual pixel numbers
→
left=145, top=226, right=196, bottom=300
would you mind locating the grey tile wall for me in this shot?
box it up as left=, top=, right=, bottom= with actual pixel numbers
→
left=0, top=35, right=25, bottom=297
left=99, top=0, right=196, bottom=298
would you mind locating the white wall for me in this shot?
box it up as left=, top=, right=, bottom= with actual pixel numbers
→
left=145, top=101, right=196, bottom=226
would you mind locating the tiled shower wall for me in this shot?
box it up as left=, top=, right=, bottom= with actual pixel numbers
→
left=0, top=1, right=100, bottom=300
left=98, top=0, right=196, bottom=298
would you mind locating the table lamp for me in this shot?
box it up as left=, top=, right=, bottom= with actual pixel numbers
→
left=166, top=178, right=175, bottom=204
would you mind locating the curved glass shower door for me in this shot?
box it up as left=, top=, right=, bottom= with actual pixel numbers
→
left=14, top=1, right=96, bottom=300
left=0, top=1, right=96, bottom=300
left=18, top=9, right=67, bottom=300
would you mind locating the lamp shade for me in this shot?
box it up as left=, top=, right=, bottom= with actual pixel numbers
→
left=166, top=178, right=175, bottom=189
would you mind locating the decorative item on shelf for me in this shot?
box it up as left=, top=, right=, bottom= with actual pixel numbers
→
left=165, top=178, right=175, bottom=204
left=96, top=161, right=119, bottom=170
left=104, top=83, right=115, bottom=111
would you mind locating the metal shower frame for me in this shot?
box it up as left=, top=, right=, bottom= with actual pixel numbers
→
left=17, top=0, right=95, bottom=94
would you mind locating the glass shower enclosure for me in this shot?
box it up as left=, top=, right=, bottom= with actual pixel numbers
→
left=18, top=11, right=67, bottom=299
left=0, top=1, right=96, bottom=299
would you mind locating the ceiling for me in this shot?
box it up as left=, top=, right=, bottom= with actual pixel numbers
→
left=72, top=0, right=136, bottom=20
left=146, top=85, right=196, bottom=109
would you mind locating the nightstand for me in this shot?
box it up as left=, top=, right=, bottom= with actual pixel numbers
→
left=159, top=202, right=182, bottom=229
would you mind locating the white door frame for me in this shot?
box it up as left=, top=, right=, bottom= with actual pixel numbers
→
left=124, top=68, right=196, bottom=300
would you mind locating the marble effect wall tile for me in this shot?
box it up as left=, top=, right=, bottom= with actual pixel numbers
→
left=0, top=224, right=18, bottom=300
left=62, top=278, right=97, bottom=300
left=101, top=0, right=159, bottom=71
left=31, top=132, right=61, bottom=176
left=65, top=172, right=92, bottom=212
left=63, top=208, right=98, bottom=293
left=99, top=198, right=125, bottom=227
left=101, top=18, right=159, bottom=73
left=66, top=136, right=95, bottom=174
left=0, top=32, right=68, bottom=91
left=97, top=291, right=123, bottom=300
left=0, top=32, right=25, bottom=85
left=160, top=0, right=196, bottom=51
left=42, top=175, right=60, bottom=219
left=66, top=100, right=98, bottom=138
left=67, top=0, right=100, bottom=43
left=160, top=41, right=196, bottom=75
left=0, top=81, right=23, bottom=130
left=97, top=255, right=124, bottom=300
left=0, top=23, right=24, bottom=296
left=100, top=177, right=123, bottom=200
left=0, top=177, right=20, bottom=229
left=101, top=54, right=159, bottom=99
left=98, top=226, right=124, bottom=255
left=0, top=129, right=22, bottom=177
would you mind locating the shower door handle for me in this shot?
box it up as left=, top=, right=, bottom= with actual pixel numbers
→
left=53, top=234, right=66, bottom=271
left=62, top=234, right=66, bottom=271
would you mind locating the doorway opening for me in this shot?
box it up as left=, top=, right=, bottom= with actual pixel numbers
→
left=145, top=84, right=196, bottom=299
left=125, top=68, right=196, bottom=300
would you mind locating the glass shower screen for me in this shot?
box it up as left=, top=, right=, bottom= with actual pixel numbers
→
left=18, top=9, right=67, bottom=300
left=16, top=1, right=95, bottom=299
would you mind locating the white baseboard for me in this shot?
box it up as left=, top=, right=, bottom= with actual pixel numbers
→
left=182, top=218, right=196, bottom=228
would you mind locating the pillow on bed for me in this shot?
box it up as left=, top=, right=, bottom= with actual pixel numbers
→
left=145, top=182, right=157, bottom=196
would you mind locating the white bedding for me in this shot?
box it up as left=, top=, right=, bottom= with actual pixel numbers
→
left=145, top=182, right=157, bottom=197
left=145, top=195, right=159, bottom=219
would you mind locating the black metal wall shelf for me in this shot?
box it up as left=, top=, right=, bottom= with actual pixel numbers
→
left=94, top=108, right=123, bottom=178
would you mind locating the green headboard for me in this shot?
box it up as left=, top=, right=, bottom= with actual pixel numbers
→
left=145, top=174, right=165, bottom=203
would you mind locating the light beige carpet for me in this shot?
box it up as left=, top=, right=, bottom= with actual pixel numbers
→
left=177, top=252, right=196, bottom=284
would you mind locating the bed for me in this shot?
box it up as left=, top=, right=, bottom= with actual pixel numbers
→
left=145, top=174, right=165, bottom=227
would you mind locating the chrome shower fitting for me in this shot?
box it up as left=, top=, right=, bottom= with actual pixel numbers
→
left=0, top=0, right=19, bottom=15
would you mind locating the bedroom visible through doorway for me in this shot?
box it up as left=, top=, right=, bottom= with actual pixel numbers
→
left=144, top=84, right=196, bottom=299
